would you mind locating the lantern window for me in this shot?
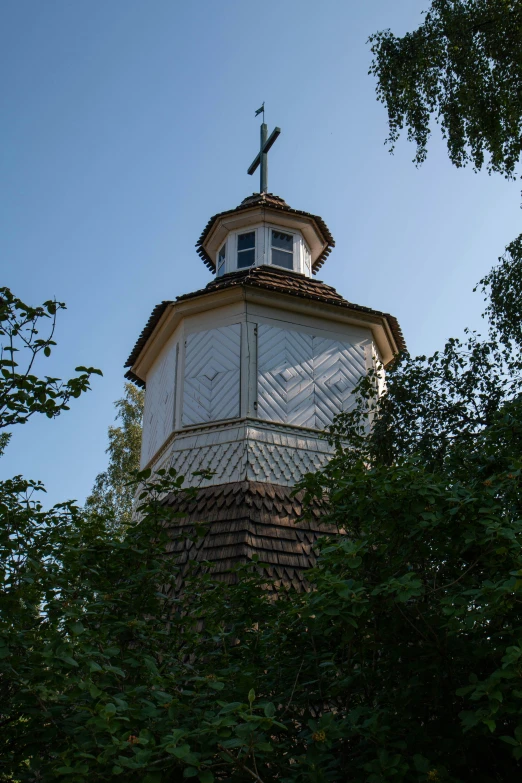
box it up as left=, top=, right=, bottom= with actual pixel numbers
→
left=271, top=230, right=293, bottom=270
left=237, top=231, right=256, bottom=268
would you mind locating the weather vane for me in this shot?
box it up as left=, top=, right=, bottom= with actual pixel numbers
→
left=247, top=103, right=281, bottom=194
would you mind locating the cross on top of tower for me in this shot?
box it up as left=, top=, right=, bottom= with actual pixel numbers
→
left=247, top=104, right=281, bottom=194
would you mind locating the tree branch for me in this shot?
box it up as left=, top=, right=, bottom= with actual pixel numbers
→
left=218, top=744, right=267, bottom=783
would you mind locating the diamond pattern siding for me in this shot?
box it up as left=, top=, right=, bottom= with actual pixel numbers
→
left=257, top=326, right=314, bottom=427
left=313, top=337, right=367, bottom=428
left=246, top=441, right=331, bottom=485
left=258, top=325, right=368, bottom=429
left=182, top=324, right=241, bottom=426
left=168, top=440, right=246, bottom=485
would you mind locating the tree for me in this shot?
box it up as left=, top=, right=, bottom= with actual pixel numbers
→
left=0, top=287, right=101, bottom=435
left=85, top=382, right=144, bottom=530
left=3, top=239, right=522, bottom=781
left=369, top=0, right=522, bottom=178
left=0, top=326, right=279, bottom=782
left=287, top=238, right=522, bottom=779
left=0, top=288, right=283, bottom=783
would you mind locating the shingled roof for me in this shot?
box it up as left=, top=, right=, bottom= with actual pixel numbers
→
left=163, top=481, right=334, bottom=591
left=196, top=193, right=335, bottom=274
left=124, top=265, right=406, bottom=386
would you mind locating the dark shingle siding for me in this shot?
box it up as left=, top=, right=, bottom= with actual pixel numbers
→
left=163, top=480, right=333, bottom=591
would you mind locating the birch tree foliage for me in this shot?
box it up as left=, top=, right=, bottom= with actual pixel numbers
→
left=369, top=0, right=522, bottom=178
left=85, top=382, right=144, bottom=530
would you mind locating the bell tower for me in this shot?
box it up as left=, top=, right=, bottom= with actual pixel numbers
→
left=125, top=120, right=405, bottom=588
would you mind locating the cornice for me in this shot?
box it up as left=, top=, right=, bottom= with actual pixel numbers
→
left=128, top=283, right=399, bottom=385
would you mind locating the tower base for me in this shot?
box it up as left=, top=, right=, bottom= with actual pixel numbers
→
left=163, top=481, right=334, bottom=591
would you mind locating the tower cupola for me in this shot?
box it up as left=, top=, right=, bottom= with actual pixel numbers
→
left=196, top=111, right=334, bottom=279
left=196, top=192, right=335, bottom=278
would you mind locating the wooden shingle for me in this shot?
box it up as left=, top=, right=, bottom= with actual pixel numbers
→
left=163, top=480, right=334, bottom=590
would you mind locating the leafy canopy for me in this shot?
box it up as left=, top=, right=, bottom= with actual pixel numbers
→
left=2, top=239, right=522, bottom=781
left=369, top=0, right=522, bottom=178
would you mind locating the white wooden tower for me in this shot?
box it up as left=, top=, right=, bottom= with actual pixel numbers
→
left=125, top=125, right=404, bottom=587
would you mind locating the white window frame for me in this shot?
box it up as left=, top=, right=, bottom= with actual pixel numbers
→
left=217, top=242, right=226, bottom=277
left=236, top=229, right=257, bottom=270
left=269, top=228, right=296, bottom=271
left=303, top=241, right=312, bottom=277
left=216, top=224, right=312, bottom=275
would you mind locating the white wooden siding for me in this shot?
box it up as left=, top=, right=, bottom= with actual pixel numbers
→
left=141, top=339, right=178, bottom=467
left=257, top=326, right=315, bottom=427
left=257, top=325, right=368, bottom=429
left=313, top=336, right=367, bottom=428
left=182, top=324, right=241, bottom=426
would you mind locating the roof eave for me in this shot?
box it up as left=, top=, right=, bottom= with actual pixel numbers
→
left=124, top=275, right=405, bottom=386
left=196, top=198, right=335, bottom=273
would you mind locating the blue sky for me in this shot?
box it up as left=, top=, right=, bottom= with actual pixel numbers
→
left=2, top=0, right=520, bottom=507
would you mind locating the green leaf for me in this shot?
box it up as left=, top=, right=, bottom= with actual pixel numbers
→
left=500, top=736, right=519, bottom=746
left=264, top=702, right=275, bottom=718
left=219, top=702, right=243, bottom=714
left=165, top=729, right=186, bottom=744
left=183, top=768, right=199, bottom=779
left=58, top=655, right=79, bottom=667
left=169, top=744, right=190, bottom=758
left=198, top=772, right=214, bottom=783
left=248, top=688, right=255, bottom=704
left=413, top=754, right=430, bottom=773
left=219, top=738, right=243, bottom=749
left=57, top=767, right=88, bottom=775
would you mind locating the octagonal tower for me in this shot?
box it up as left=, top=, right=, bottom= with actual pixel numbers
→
left=125, top=191, right=404, bottom=587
